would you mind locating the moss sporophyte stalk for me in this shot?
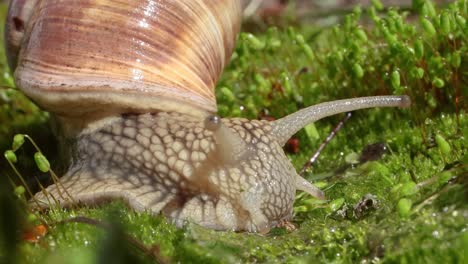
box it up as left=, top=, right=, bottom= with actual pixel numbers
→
left=1, top=0, right=467, bottom=263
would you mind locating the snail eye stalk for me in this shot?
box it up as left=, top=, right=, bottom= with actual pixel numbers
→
left=271, top=95, right=411, bottom=146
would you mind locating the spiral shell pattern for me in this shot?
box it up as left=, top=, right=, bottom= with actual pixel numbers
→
left=9, top=0, right=242, bottom=118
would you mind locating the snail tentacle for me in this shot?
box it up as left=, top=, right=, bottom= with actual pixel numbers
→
left=271, top=95, right=411, bottom=146
left=295, top=175, right=325, bottom=199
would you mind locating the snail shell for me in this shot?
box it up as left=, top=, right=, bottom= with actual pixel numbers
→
left=7, top=0, right=241, bottom=118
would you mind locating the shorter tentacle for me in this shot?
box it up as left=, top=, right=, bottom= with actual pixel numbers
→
left=295, top=175, right=325, bottom=199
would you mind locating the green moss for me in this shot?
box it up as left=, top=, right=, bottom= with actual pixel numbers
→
left=1, top=0, right=467, bottom=263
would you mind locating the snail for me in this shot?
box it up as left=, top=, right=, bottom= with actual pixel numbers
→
left=6, top=0, right=410, bottom=232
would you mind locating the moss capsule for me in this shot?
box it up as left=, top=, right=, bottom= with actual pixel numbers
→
left=243, top=33, right=265, bottom=50
left=439, top=12, right=452, bottom=35
left=421, top=18, right=437, bottom=37
left=14, top=185, right=25, bottom=196
left=353, top=63, right=364, bottom=78
left=355, top=28, right=368, bottom=42
left=400, top=181, right=417, bottom=197
left=4, top=150, right=17, bottom=163
left=421, top=1, right=436, bottom=18
left=451, top=51, right=461, bottom=68
left=220, top=87, right=236, bottom=102
left=34, top=152, right=50, bottom=173
left=304, top=123, right=319, bottom=140
left=12, top=134, right=25, bottom=151
left=397, top=198, right=412, bottom=218
left=371, top=0, right=384, bottom=11
left=455, top=14, right=466, bottom=28
left=432, top=78, right=445, bottom=88
left=435, top=134, right=451, bottom=155
left=410, top=67, right=424, bottom=79
left=391, top=70, right=401, bottom=89
left=296, top=35, right=314, bottom=60
left=414, top=39, right=424, bottom=59
left=27, top=214, right=38, bottom=223
left=328, top=198, right=345, bottom=212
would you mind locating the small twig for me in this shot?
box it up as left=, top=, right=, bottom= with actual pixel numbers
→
left=413, top=183, right=448, bottom=212
left=300, top=112, right=352, bottom=176
left=243, top=0, right=265, bottom=18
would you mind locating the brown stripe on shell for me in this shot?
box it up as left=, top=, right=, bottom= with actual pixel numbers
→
left=14, top=0, right=242, bottom=118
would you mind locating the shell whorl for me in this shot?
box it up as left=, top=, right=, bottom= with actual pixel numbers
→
left=9, top=0, right=242, bottom=118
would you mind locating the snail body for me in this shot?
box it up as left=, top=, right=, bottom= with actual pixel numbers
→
left=6, top=0, right=410, bottom=232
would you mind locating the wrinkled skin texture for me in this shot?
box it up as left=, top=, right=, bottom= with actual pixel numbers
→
left=36, top=112, right=297, bottom=232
